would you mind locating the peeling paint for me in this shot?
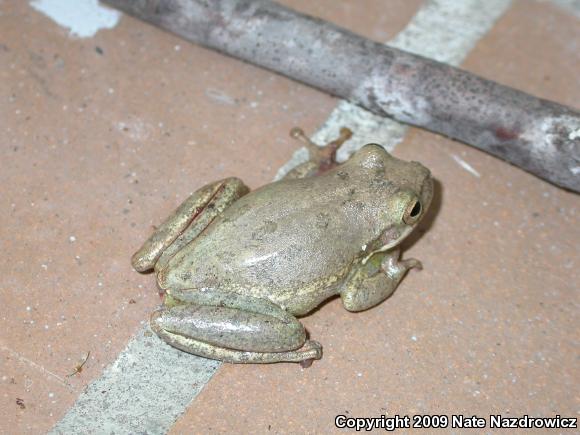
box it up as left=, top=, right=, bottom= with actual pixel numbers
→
left=30, top=0, right=120, bottom=38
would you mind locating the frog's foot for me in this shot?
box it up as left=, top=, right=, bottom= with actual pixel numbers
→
left=131, top=177, right=249, bottom=273
left=285, top=127, right=352, bottom=178
left=383, top=253, right=422, bottom=278
left=340, top=249, right=422, bottom=312
left=150, top=288, right=323, bottom=364
left=299, top=340, right=323, bottom=368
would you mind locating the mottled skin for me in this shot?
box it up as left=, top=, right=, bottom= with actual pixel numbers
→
left=132, top=129, right=433, bottom=364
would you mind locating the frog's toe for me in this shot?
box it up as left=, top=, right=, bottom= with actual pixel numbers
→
left=298, top=341, right=323, bottom=367
left=402, top=258, right=422, bottom=271
left=302, top=340, right=323, bottom=359
left=149, top=308, right=165, bottom=333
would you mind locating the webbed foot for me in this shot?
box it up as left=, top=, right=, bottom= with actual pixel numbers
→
left=285, top=127, right=353, bottom=178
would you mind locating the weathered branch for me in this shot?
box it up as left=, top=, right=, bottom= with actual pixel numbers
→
left=103, top=0, right=580, bottom=192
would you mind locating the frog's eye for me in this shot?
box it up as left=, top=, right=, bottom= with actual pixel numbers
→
left=403, top=199, right=422, bottom=225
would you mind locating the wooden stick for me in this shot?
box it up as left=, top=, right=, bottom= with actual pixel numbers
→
left=103, top=0, right=580, bottom=192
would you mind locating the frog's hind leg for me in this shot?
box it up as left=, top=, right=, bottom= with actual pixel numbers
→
left=151, top=288, right=323, bottom=364
left=284, top=127, right=352, bottom=179
left=131, top=178, right=249, bottom=273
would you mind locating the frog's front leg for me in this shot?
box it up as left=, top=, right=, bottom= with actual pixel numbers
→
left=151, top=288, right=323, bottom=364
left=340, top=249, right=422, bottom=312
left=131, top=177, right=249, bottom=273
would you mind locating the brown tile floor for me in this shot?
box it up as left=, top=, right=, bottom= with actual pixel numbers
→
left=1, top=0, right=578, bottom=434
left=171, top=0, right=580, bottom=433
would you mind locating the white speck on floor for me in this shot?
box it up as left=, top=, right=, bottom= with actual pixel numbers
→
left=451, top=154, right=481, bottom=177
left=205, top=88, right=237, bottom=106
left=116, top=119, right=153, bottom=141
left=29, top=0, right=120, bottom=38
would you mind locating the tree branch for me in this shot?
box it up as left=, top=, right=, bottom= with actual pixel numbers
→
left=103, top=0, right=580, bottom=192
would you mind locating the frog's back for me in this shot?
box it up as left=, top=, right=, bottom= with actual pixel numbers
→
left=159, top=172, right=379, bottom=311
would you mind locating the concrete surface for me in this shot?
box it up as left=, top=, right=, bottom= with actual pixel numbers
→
left=48, top=1, right=511, bottom=432
left=1, top=0, right=578, bottom=434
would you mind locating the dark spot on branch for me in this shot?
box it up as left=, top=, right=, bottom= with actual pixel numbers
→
left=494, top=127, right=519, bottom=141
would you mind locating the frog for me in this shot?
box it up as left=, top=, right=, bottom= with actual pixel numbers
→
left=132, top=127, right=433, bottom=365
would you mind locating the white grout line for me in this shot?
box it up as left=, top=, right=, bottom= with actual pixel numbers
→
left=51, top=1, right=512, bottom=433
left=50, top=325, right=220, bottom=434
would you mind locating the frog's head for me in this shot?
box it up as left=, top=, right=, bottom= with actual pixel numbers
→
left=350, top=144, right=433, bottom=254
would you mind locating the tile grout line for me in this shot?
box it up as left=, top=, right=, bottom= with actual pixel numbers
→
left=50, top=1, right=512, bottom=433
